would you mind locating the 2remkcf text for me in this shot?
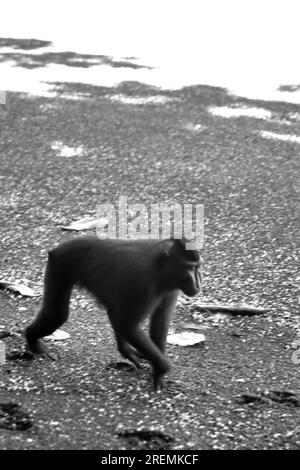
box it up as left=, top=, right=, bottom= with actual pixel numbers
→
left=101, top=454, right=199, bottom=466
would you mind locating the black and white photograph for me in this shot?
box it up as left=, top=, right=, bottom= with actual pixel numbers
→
left=0, top=0, right=299, bottom=454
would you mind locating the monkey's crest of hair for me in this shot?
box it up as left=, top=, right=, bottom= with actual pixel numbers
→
left=167, top=238, right=200, bottom=262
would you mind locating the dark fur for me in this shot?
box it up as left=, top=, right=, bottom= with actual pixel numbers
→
left=25, top=237, right=201, bottom=389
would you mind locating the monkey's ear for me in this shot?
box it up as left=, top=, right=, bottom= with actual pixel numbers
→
left=157, top=249, right=170, bottom=269
left=162, top=248, right=171, bottom=261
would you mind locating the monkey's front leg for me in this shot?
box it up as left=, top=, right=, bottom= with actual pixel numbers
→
left=150, top=293, right=178, bottom=353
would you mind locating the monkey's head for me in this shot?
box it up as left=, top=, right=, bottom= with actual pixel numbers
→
left=159, top=238, right=202, bottom=297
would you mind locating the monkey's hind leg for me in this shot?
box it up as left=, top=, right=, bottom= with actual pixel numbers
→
left=115, top=334, right=142, bottom=369
left=123, top=325, right=171, bottom=391
left=25, top=252, right=72, bottom=358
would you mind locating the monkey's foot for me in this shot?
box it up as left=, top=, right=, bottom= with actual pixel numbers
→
left=125, top=350, right=142, bottom=369
left=119, top=343, right=142, bottom=369
left=153, top=373, right=166, bottom=392
left=26, top=339, right=56, bottom=361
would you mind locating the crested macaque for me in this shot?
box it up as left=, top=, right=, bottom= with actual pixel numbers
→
left=25, top=237, right=201, bottom=390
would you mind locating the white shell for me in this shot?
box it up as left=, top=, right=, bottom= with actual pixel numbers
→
left=167, top=332, right=205, bottom=346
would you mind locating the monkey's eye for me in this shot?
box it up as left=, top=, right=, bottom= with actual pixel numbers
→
left=189, top=262, right=200, bottom=271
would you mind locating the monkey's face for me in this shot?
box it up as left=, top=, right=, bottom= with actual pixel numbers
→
left=180, top=261, right=201, bottom=297
left=159, top=239, right=202, bottom=296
